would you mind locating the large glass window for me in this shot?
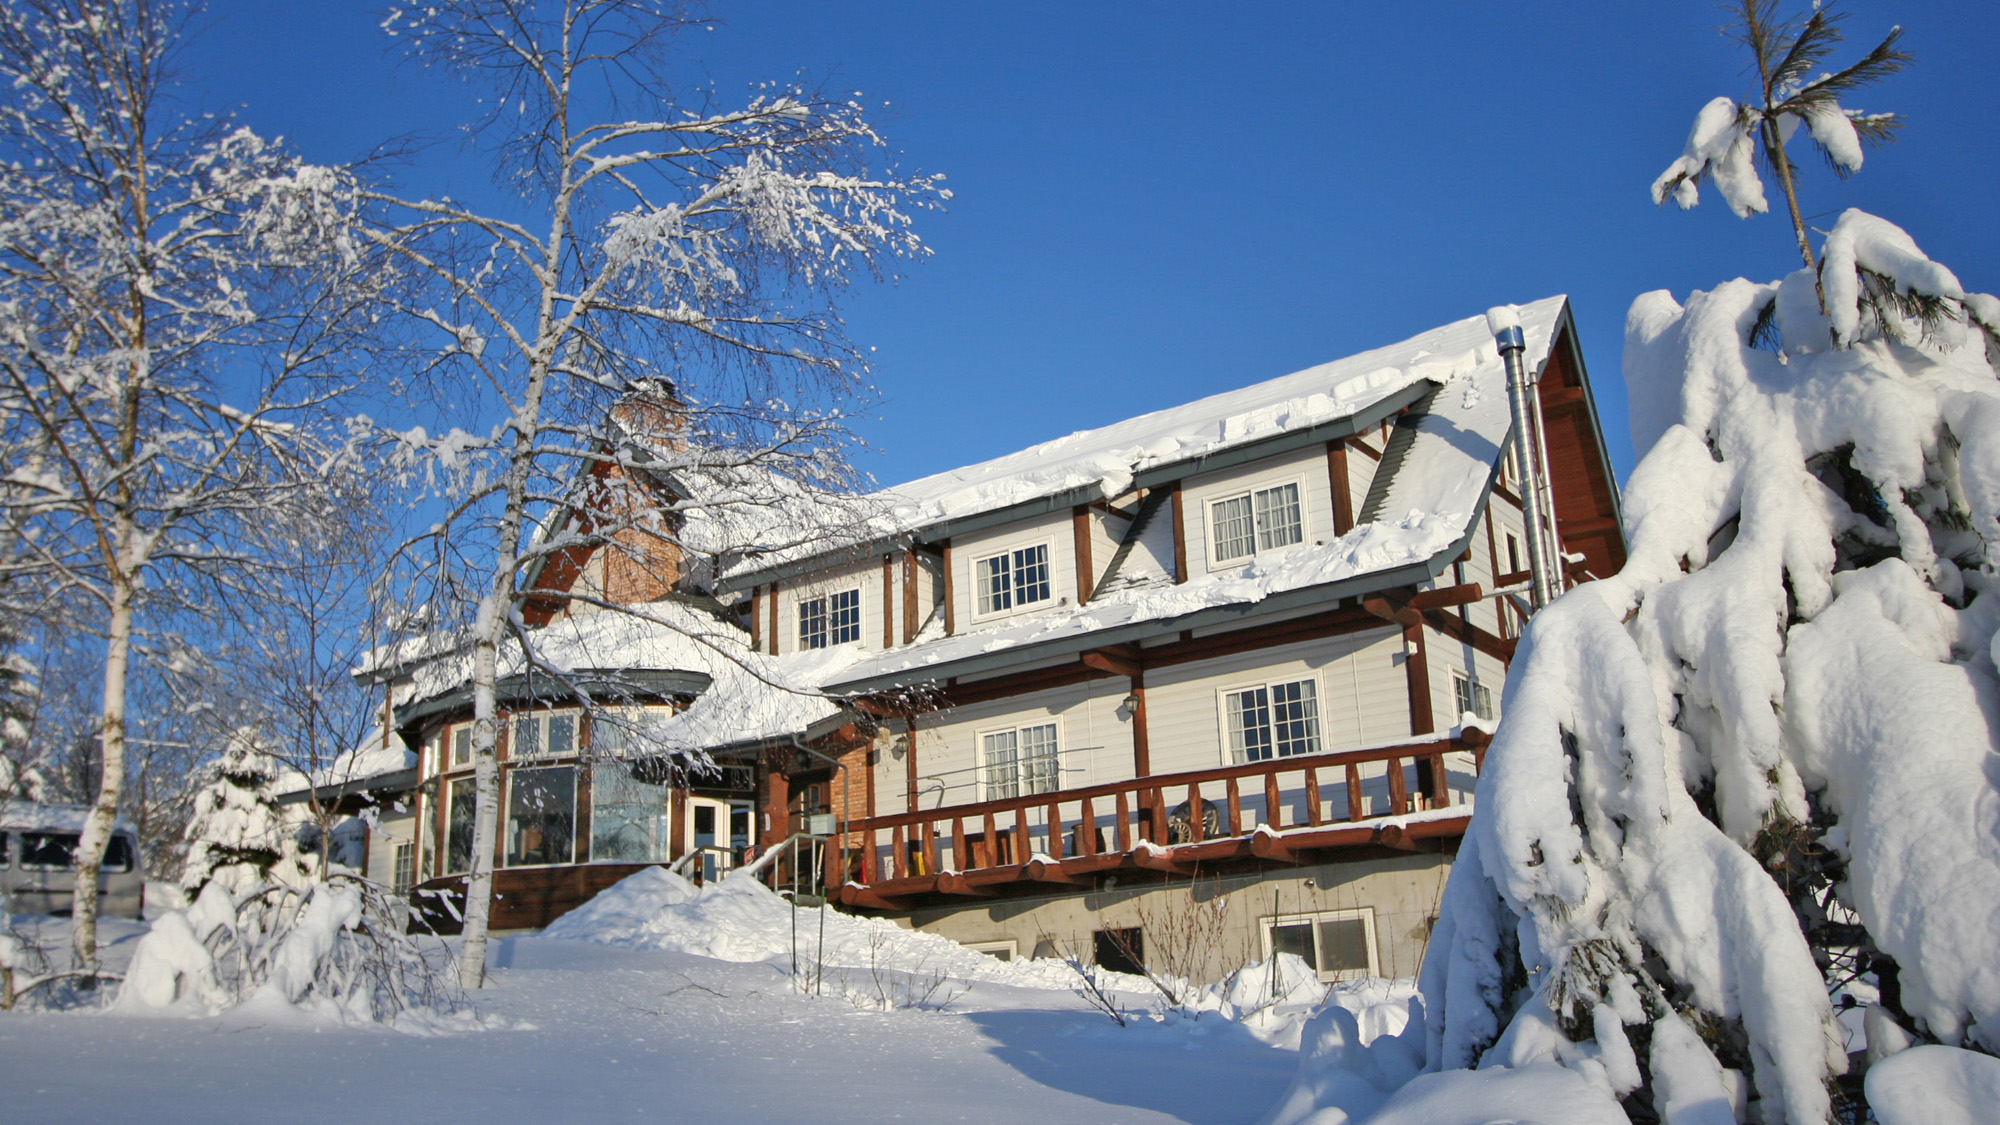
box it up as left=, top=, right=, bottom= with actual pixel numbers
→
left=1266, top=909, right=1376, bottom=981
left=505, top=765, right=576, bottom=867
left=981, top=722, right=1060, bottom=800
left=446, top=777, right=477, bottom=874
left=16, top=832, right=132, bottom=872
left=1225, top=678, right=1321, bottom=762
left=590, top=763, right=670, bottom=863
left=1211, top=482, right=1303, bottom=563
left=975, top=544, right=1052, bottom=615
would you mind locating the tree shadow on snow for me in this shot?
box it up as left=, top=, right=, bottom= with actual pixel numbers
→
left=965, top=1007, right=1297, bottom=1124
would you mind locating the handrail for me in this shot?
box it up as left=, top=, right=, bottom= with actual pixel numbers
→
left=847, top=733, right=1477, bottom=833
left=729, top=831, right=825, bottom=884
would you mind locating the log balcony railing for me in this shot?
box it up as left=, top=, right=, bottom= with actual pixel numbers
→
left=827, top=729, right=1490, bottom=909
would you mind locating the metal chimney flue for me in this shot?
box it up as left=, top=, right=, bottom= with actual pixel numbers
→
left=1489, top=307, right=1559, bottom=612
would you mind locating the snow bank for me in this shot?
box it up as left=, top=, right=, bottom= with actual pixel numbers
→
left=542, top=868, right=1083, bottom=990
left=1399, top=211, right=2000, bottom=1125
left=1361, top=1064, right=1629, bottom=1125
left=1865, top=1045, right=2000, bottom=1125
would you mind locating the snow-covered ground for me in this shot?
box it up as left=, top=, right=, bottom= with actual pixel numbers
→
left=0, top=872, right=1367, bottom=1124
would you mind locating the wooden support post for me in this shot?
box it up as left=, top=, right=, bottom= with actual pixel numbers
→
left=1404, top=623, right=1435, bottom=736
left=1170, top=481, right=1189, bottom=584
left=1080, top=796, right=1097, bottom=855
left=904, top=714, right=919, bottom=813
left=952, top=817, right=967, bottom=872
left=1429, top=752, right=1451, bottom=806
left=893, top=824, right=907, bottom=879
left=1073, top=505, right=1094, bottom=605
left=1187, top=782, right=1204, bottom=842
left=1115, top=790, right=1132, bottom=852
left=1225, top=777, right=1241, bottom=837
left=984, top=811, right=999, bottom=868
left=902, top=549, right=920, bottom=645
left=881, top=555, right=895, bottom=649
left=1347, top=762, right=1365, bottom=822
left=1328, top=440, right=1354, bottom=535
left=1304, top=767, right=1323, bottom=826
left=1388, top=756, right=1409, bottom=816
left=922, top=820, right=939, bottom=876
left=1264, top=772, right=1283, bottom=831
left=940, top=541, right=955, bottom=635
left=1149, top=786, right=1168, bottom=843
left=767, top=579, right=780, bottom=655
left=1011, top=809, right=1028, bottom=866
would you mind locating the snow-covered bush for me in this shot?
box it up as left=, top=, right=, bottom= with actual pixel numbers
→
left=1400, top=210, right=2000, bottom=1125
left=118, top=874, right=461, bottom=1024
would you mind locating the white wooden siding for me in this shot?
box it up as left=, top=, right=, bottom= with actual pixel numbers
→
left=948, top=509, right=1078, bottom=630
left=778, top=557, right=881, bottom=656
left=1142, top=626, right=1411, bottom=776
left=902, top=679, right=1134, bottom=809
left=1181, top=446, right=1335, bottom=576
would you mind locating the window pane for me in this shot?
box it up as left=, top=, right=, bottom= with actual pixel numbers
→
left=830, top=589, right=862, bottom=644
left=1271, top=921, right=1315, bottom=965
left=21, top=832, right=76, bottom=869
left=983, top=730, right=1019, bottom=800
left=393, top=843, right=415, bottom=895
left=1228, top=687, right=1273, bottom=762
left=590, top=763, right=669, bottom=863
left=1012, top=545, right=1050, bottom=606
left=103, top=835, right=134, bottom=873
left=1212, top=495, right=1255, bottom=561
left=547, top=714, right=577, bottom=757
left=0, top=830, right=7, bottom=868
left=977, top=554, right=1012, bottom=614
left=592, top=714, right=628, bottom=754
left=799, top=595, right=829, bottom=649
left=1254, top=483, right=1303, bottom=551
left=506, top=766, right=576, bottom=867
left=512, top=714, right=542, bottom=758
left=452, top=726, right=472, bottom=767
left=1271, top=679, right=1321, bottom=757
left=447, top=777, right=478, bottom=874
left=1317, top=917, right=1371, bottom=973
left=1019, top=723, right=1060, bottom=795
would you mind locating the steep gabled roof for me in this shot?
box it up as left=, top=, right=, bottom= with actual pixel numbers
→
left=823, top=297, right=1570, bottom=693
left=716, top=297, right=1568, bottom=593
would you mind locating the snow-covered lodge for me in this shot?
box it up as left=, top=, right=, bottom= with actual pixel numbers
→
left=347, top=295, right=1623, bottom=984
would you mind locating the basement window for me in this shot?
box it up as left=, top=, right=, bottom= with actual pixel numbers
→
left=1095, top=927, right=1145, bottom=976
left=1265, top=908, right=1377, bottom=982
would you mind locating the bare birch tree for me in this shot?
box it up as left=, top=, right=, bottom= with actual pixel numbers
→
left=367, top=0, right=942, bottom=987
left=0, top=0, right=383, bottom=967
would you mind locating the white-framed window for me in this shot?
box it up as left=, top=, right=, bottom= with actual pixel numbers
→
left=510, top=710, right=578, bottom=760
left=1264, top=908, right=1377, bottom=982
left=392, top=843, right=415, bottom=895
left=445, top=776, right=477, bottom=875
left=1452, top=671, right=1494, bottom=721
left=981, top=721, right=1060, bottom=800
left=799, top=588, right=862, bottom=649
left=974, top=543, right=1052, bottom=616
left=1210, top=480, right=1304, bottom=564
left=1222, top=677, right=1322, bottom=763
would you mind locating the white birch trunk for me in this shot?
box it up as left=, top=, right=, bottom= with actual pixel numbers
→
left=71, top=560, right=133, bottom=970
left=456, top=596, right=504, bottom=988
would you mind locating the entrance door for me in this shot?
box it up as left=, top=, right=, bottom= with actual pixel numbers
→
left=685, top=796, right=735, bottom=882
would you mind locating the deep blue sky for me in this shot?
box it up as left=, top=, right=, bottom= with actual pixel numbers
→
left=185, top=1, right=2000, bottom=486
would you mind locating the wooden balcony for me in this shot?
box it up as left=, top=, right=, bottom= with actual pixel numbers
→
left=825, top=730, right=1489, bottom=910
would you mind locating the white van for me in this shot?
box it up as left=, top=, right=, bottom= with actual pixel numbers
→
left=0, top=803, right=145, bottom=920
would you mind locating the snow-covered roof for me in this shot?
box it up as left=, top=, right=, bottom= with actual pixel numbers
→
left=271, top=730, right=417, bottom=799
left=826, top=298, right=1561, bottom=692
left=395, top=601, right=866, bottom=756
left=721, top=297, right=1564, bottom=589
left=0, top=800, right=138, bottom=835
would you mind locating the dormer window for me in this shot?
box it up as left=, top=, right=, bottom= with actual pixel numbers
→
left=1211, top=481, right=1303, bottom=564
left=975, top=544, right=1051, bottom=616
left=799, top=589, right=861, bottom=649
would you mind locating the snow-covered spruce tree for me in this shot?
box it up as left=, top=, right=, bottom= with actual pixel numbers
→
left=0, top=0, right=383, bottom=968
left=179, top=731, right=297, bottom=898
left=364, top=0, right=941, bottom=989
